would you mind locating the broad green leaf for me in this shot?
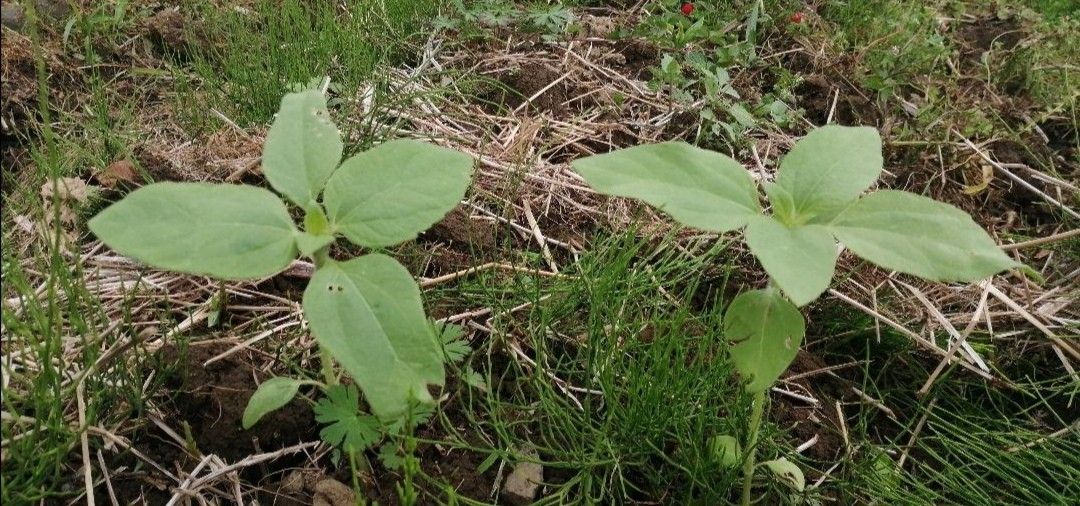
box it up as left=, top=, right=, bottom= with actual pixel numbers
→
left=762, top=457, right=805, bottom=491
left=89, top=183, right=298, bottom=279
left=710, top=435, right=741, bottom=468
left=774, top=126, right=883, bottom=223
left=828, top=190, right=1018, bottom=281
left=314, top=384, right=381, bottom=453
left=725, top=289, right=805, bottom=393
left=744, top=216, right=837, bottom=306
left=324, top=140, right=473, bottom=248
left=262, top=90, right=343, bottom=207
left=571, top=142, right=760, bottom=233
left=303, top=254, right=444, bottom=419
left=242, top=377, right=302, bottom=429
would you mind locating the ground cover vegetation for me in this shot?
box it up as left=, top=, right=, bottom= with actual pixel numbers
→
left=1, top=0, right=1077, bottom=504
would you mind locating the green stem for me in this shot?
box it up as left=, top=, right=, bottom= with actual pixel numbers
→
left=320, top=345, right=337, bottom=386
left=741, top=390, right=766, bottom=506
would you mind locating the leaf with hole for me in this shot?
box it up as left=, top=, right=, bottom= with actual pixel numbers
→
left=303, top=254, right=444, bottom=419
left=571, top=142, right=760, bottom=233
left=243, top=377, right=302, bottom=429
left=324, top=140, right=474, bottom=248
left=89, top=183, right=298, bottom=279
left=262, top=90, right=343, bottom=207
left=725, top=288, right=805, bottom=393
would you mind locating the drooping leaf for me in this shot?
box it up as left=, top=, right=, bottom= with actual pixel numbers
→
left=303, top=254, right=444, bottom=419
left=89, top=183, right=298, bottom=279
left=773, top=126, right=883, bottom=223
left=314, top=384, right=381, bottom=453
left=324, top=140, right=474, bottom=248
left=828, top=190, right=1018, bottom=281
left=725, top=289, right=805, bottom=393
left=710, top=435, right=742, bottom=468
left=243, top=377, right=302, bottom=429
left=744, top=216, right=837, bottom=306
left=262, top=90, right=343, bottom=207
left=571, top=142, right=761, bottom=233
left=762, top=457, right=805, bottom=491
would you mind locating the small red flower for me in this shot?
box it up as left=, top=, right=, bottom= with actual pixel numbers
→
left=680, top=2, right=695, bottom=16
left=790, top=11, right=805, bottom=24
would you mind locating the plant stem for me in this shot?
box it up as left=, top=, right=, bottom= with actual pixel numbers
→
left=320, top=345, right=337, bottom=386
left=741, top=390, right=766, bottom=506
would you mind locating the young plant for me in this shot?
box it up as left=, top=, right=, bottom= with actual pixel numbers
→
left=89, top=90, right=474, bottom=448
left=570, top=126, right=1018, bottom=503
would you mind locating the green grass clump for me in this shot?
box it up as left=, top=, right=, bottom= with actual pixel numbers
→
left=185, top=0, right=442, bottom=125
left=429, top=232, right=806, bottom=503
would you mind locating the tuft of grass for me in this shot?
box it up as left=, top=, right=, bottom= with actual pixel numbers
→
left=423, top=231, right=811, bottom=503
left=183, top=0, right=443, bottom=125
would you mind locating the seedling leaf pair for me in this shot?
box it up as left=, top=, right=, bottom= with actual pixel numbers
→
left=571, top=125, right=1017, bottom=307
left=90, top=89, right=475, bottom=426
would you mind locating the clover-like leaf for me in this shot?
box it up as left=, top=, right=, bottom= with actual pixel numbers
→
left=828, top=190, right=1019, bottom=281
left=571, top=142, right=761, bottom=233
left=725, top=289, right=805, bottom=393
left=242, top=377, right=303, bottom=429
left=324, top=139, right=474, bottom=248
left=89, top=183, right=298, bottom=279
left=762, top=457, right=805, bottom=492
left=303, top=254, right=444, bottom=419
left=262, top=90, right=343, bottom=207
left=744, top=216, right=837, bottom=307
left=773, top=126, right=883, bottom=224
left=314, top=384, right=381, bottom=453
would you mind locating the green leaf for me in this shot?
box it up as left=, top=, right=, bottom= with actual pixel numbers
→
left=262, top=90, right=343, bottom=207
left=89, top=183, right=298, bottom=279
left=243, top=377, right=302, bottom=429
left=437, top=322, right=471, bottom=364
left=303, top=254, right=444, bottom=419
left=296, top=231, right=334, bottom=257
left=744, top=216, right=837, bottom=306
left=725, top=289, right=805, bottom=393
left=762, top=457, right=805, bottom=491
left=314, top=384, right=381, bottom=453
left=710, top=435, right=742, bottom=468
left=571, top=142, right=761, bottom=233
left=324, top=140, right=473, bottom=248
left=774, top=126, right=883, bottom=223
left=828, top=190, right=1018, bottom=281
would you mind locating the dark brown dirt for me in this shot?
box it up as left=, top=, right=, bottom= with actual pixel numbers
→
left=499, top=62, right=572, bottom=115
left=772, top=351, right=848, bottom=463
left=615, top=38, right=661, bottom=79
left=957, top=16, right=1024, bottom=64
left=99, top=342, right=319, bottom=504
left=794, top=73, right=880, bottom=127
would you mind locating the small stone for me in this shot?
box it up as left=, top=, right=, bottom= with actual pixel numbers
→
left=311, top=478, right=356, bottom=506
left=34, top=0, right=71, bottom=21
left=501, top=449, right=543, bottom=505
left=97, top=159, right=139, bottom=188
left=1, top=4, right=25, bottom=32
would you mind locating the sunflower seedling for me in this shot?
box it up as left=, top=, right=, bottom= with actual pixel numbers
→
left=571, top=125, right=1018, bottom=504
left=90, top=90, right=475, bottom=455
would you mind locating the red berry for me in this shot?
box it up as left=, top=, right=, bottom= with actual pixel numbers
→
left=680, top=2, right=695, bottom=16
left=790, top=11, right=805, bottom=24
